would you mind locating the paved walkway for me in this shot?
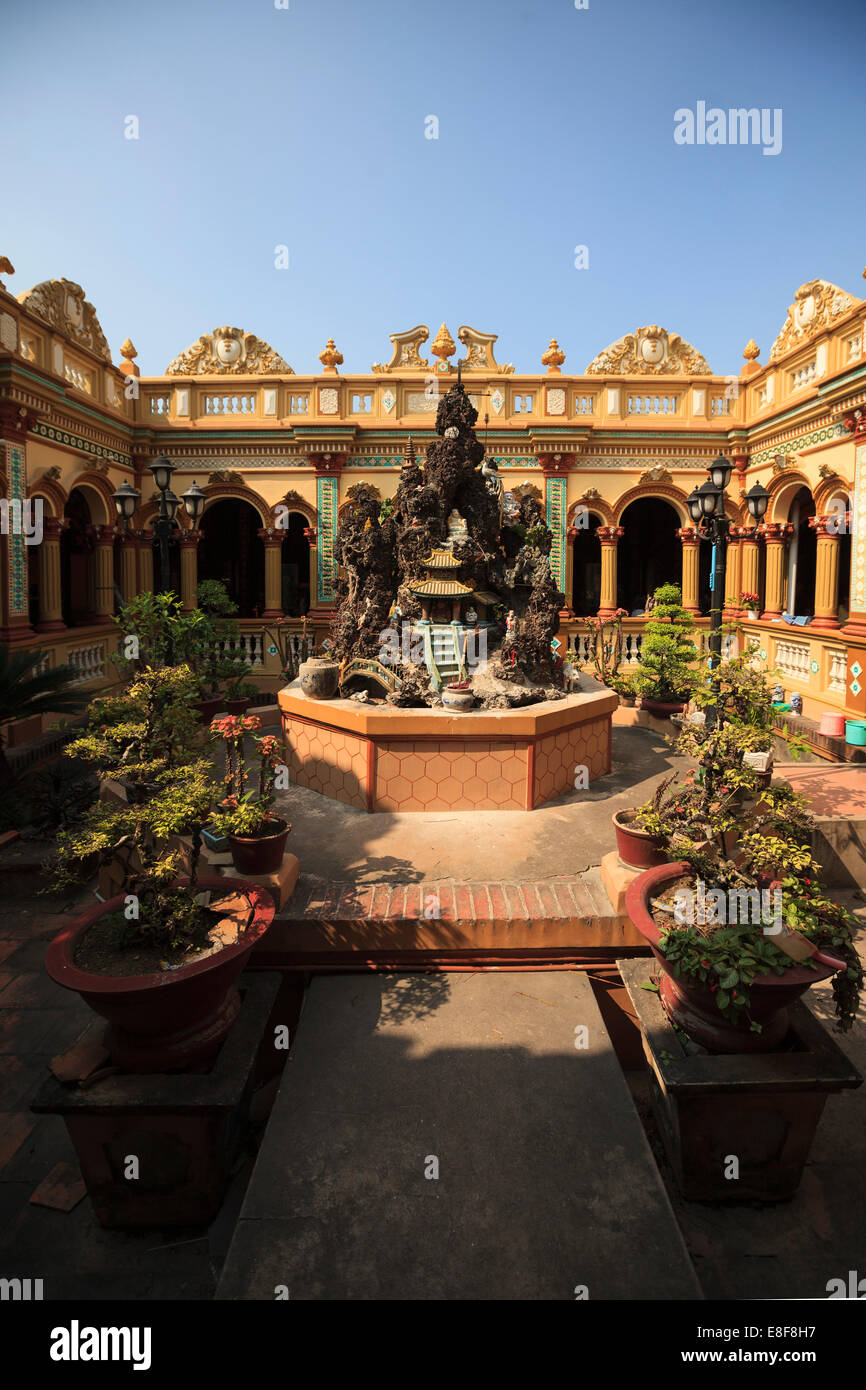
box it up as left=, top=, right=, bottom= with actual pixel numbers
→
left=216, top=971, right=701, bottom=1300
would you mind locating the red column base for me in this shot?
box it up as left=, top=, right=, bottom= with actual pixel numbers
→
left=35, top=619, right=67, bottom=634
left=841, top=617, right=866, bottom=639
left=261, top=608, right=284, bottom=620
left=596, top=606, right=618, bottom=620
left=759, top=609, right=782, bottom=622
left=809, top=616, right=842, bottom=631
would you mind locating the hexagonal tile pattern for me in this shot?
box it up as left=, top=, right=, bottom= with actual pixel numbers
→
left=532, top=716, right=610, bottom=807
left=284, top=716, right=368, bottom=809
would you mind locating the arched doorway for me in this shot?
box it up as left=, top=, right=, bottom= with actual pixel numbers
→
left=61, top=488, right=94, bottom=625
left=571, top=513, right=602, bottom=615
left=199, top=499, right=265, bottom=617
left=617, top=498, right=681, bottom=612
left=281, top=512, right=311, bottom=617
left=786, top=486, right=816, bottom=617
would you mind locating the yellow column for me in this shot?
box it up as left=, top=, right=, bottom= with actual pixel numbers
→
left=739, top=526, right=761, bottom=612
left=760, top=523, right=790, bottom=620
left=596, top=525, right=623, bottom=617
left=92, top=525, right=116, bottom=625
left=36, top=516, right=66, bottom=631
left=117, top=533, right=138, bottom=604
left=723, top=534, right=741, bottom=617
left=810, top=516, right=841, bottom=630
left=676, top=527, right=701, bottom=614
left=179, top=530, right=201, bottom=611
left=259, top=527, right=284, bottom=619
left=137, top=531, right=154, bottom=594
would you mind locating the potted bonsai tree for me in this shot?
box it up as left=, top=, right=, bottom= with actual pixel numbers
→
left=44, top=667, right=275, bottom=1071
left=210, top=714, right=291, bottom=874
left=632, top=583, right=698, bottom=717
left=623, top=657, right=862, bottom=1052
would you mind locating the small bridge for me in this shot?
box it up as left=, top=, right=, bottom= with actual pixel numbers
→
left=339, top=657, right=402, bottom=696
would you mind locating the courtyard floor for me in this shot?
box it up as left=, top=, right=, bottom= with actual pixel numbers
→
left=0, top=723, right=863, bottom=1300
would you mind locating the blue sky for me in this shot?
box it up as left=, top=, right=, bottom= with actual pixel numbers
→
left=4, top=0, right=865, bottom=377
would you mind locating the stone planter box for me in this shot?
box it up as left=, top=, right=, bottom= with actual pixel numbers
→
left=619, top=958, right=861, bottom=1202
left=32, top=974, right=281, bottom=1229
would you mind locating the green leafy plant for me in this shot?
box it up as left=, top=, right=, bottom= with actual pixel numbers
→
left=48, top=667, right=221, bottom=955
left=581, top=608, right=629, bottom=686
left=634, top=655, right=862, bottom=1032
left=632, top=584, right=698, bottom=703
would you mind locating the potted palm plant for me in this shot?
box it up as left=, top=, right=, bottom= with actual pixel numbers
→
left=0, top=644, right=87, bottom=787
left=209, top=714, right=290, bottom=874
left=632, top=583, right=697, bottom=717
left=44, top=666, right=275, bottom=1071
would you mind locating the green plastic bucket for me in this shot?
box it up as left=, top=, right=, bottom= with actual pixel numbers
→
left=844, top=720, right=866, bottom=746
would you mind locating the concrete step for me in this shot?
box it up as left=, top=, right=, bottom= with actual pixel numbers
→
left=251, top=866, right=642, bottom=966
left=216, top=970, right=701, bottom=1300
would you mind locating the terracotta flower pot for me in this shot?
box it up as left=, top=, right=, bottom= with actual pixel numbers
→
left=44, top=877, right=275, bottom=1073
left=195, top=697, right=223, bottom=724
left=225, top=697, right=251, bottom=715
left=640, top=698, right=686, bottom=718
left=612, top=810, right=668, bottom=870
left=297, top=657, right=341, bottom=700
left=625, top=861, right=845, bottom=1054
left=227, top=818, right=291, bottom=875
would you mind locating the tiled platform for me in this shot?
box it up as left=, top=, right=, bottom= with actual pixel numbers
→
left=279, top=682, right=616, bottom=812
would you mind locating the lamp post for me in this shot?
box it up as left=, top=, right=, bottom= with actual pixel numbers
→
left=687, top=459, right=769, bottom=721
left=111, top=482, right=140, bottom=533
left=148, top=457, right=178, bottom=594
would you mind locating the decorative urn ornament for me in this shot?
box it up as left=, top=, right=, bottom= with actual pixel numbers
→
left=297, top=655, right=341, bottom=700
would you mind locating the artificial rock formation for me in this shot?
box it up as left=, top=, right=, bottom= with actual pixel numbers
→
left=329, top=377, right=564, bottom=706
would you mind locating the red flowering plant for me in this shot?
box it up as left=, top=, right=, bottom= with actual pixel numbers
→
left=208, top=714, right=287, bottom=840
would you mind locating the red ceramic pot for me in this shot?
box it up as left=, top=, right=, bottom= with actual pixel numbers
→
left=195, top=697, right=223, bottom=724
left=612, top=810, right=668, bottom=871
left=626, top=861, right=845, bottom=1053
left=640, top=698, right=686, bottom=718
left=228, top=818, right=291, bottom=875
left=44, top=877, right=275, bottom=1072
left=225, top=697, right=251, bottom=715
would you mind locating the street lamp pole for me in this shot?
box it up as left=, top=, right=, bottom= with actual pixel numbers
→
left=687, top=459, right=770, bottom=723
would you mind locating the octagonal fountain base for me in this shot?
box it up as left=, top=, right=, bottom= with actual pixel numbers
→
left=278, top=681, right=617, bottom=812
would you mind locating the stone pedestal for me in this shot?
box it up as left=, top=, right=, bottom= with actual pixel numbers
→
left=218, top=852, right=300, bottom=911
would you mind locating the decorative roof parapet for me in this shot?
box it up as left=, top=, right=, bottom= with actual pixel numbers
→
left=372, top=324, right=430, bottom=373
left=457, top=324, right=514, bottom=374
left=165, top=325, right=292, bottom=375
left=371, top=322, right=513, bottom=373
left=768, top=280, right=861, bottom=363
left=17, top=278, right=111, bottom=362
left=585, top=325, right=711, bottom=375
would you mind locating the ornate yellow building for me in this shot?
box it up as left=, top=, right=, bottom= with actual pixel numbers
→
left=1, top=264, right=865, bottom=743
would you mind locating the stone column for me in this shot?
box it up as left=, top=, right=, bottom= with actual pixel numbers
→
left=809, top=516, right=842, bottom=630
left=739, top=525, right=761, bottom=613
left=305, top=453, right=345, bottom=627
left=596, top=525, right=624, bottom=618
left=116, top=531, right=138, bottom=605
left=178, top=529, right=201, bottom=611
left=36, top=516, right=67, bottom=631
left=539, top=456, right=572, bottom=618
left=841, top=430, right=866, bottom=640
left=676, top=527, right=701, bottom=614
left=137, top=531, right=154, bottom=594
left=258, top=527, right=284, bottom=619
left=723, top=531, right=741, bottom=618
left=0, top=412, right=35, bottom=645
left=92, top=525, right=116, bottom=625
left=759, top=523, right=791, bottom=621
